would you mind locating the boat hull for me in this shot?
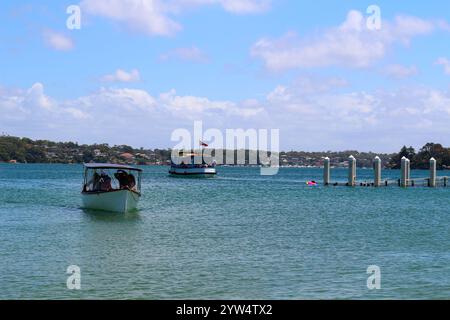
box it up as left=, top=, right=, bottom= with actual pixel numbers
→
left=169, top=167, right=216, bottom=177
left=81, top=189, right=140, bottom=213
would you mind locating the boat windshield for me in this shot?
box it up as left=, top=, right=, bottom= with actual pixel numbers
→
left=171, top=152, right=216, bottom=168
left=83, top=167, right=142, bottom=193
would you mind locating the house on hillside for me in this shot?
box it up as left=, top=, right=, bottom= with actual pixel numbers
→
left=119, top=152, right=135, bottom=163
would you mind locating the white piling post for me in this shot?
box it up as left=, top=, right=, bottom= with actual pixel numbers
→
left=400, top=156, right=406, bottom=187
left=430, top=157, right=436, bottom=187
left=348, top=155, right=356, bottom=186
left=401, top=156, right=408, bottom=187
left=323, top=157, right=330, bottom=185
left=374, top=156, right=382, bottom=187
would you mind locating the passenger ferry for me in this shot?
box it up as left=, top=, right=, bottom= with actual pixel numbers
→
left=169, top=151, right=217, bottom=177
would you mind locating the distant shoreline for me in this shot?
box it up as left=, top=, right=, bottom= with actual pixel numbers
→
left=2, top=162, right=449, bottom=171
left=2, top=135, right=450, bottom=170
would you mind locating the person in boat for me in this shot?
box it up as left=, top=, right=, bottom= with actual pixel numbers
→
left=99, top=172, right=112, bottom=191
left=129, top=173, right=136, bottom=189
left=115, top=170, right=128, bottom=189
left=86, top=172, right=100, bottom=191
left=114, top=170, right=136, bottom=190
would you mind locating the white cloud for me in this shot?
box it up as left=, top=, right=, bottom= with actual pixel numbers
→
left=0, top=83, right=263, bottom=145
left=43, top=30, right=74, bottom=51
left=262, top=79, right=450, bottom=150
left=159, top=46, right=208, bottom=63
left=101, top=69, right=141, bottom=82
left=169, top=0, right=270, bottom=14
left=24, top=83, right=54, bottom=110
left=80, top=0, right=270, bottom=36
left=159, top=89, right=263, bottom=118
left=77, top=87, right=157, bottom=112
left=435, top=57, right=450, bottom=75
left=160, top=89, right=230, bottom=113
left=80, top=0, right=181, bottom=36
left=392, top=15, right=435, bottom=42
left=382, top=64, right=418, bottom=79
left=0, top=83, right=54, bottom=115
left=251, top=10, right=443, bottom=71
left=265, top=80, right=376, bottom=126
left=3, top=80, right=450, bottom=151
left=65, top=107, right=91, bottom=120
left=218, top=0, right=270, bottom=14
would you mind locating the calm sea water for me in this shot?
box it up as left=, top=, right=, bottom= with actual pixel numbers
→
left=0, top=164, right=449, bottom=299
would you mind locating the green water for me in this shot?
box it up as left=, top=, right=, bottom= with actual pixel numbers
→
left=0, top=164, right=449, bottom=299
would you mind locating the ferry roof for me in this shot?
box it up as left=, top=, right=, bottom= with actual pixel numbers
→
left=178, top=153, right=202, bottom=157
left=83, top=163, right=143, bottom=172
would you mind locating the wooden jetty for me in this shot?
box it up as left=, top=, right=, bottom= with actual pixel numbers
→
left=324, top=156, right=449, bottom=188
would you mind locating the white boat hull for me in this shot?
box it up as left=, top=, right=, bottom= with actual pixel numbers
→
left=81, top=189, right=140, bottom=213
left=169, top=167, right=216, bottom=177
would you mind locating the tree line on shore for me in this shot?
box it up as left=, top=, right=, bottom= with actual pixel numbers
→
left=0, top=136, right=170, bottom=164
left=1, top=135, right=449, bottom=169
left=388, top=143, right=450, bottom=169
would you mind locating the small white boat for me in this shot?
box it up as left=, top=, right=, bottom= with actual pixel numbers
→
left=81, top=163, right=143, bottom=213
left=169, top=152, right=216, bottom=177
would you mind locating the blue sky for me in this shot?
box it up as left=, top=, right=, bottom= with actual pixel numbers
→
left=1, top=0, right=450, bottom=152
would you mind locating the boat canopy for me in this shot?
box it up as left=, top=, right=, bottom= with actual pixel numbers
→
left=83, top=163, right=143, bottom=172
left=179, top=153, right=202, bottom=157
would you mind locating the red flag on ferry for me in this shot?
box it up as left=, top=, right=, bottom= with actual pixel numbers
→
left=199, top=140, right=208, bottom=147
